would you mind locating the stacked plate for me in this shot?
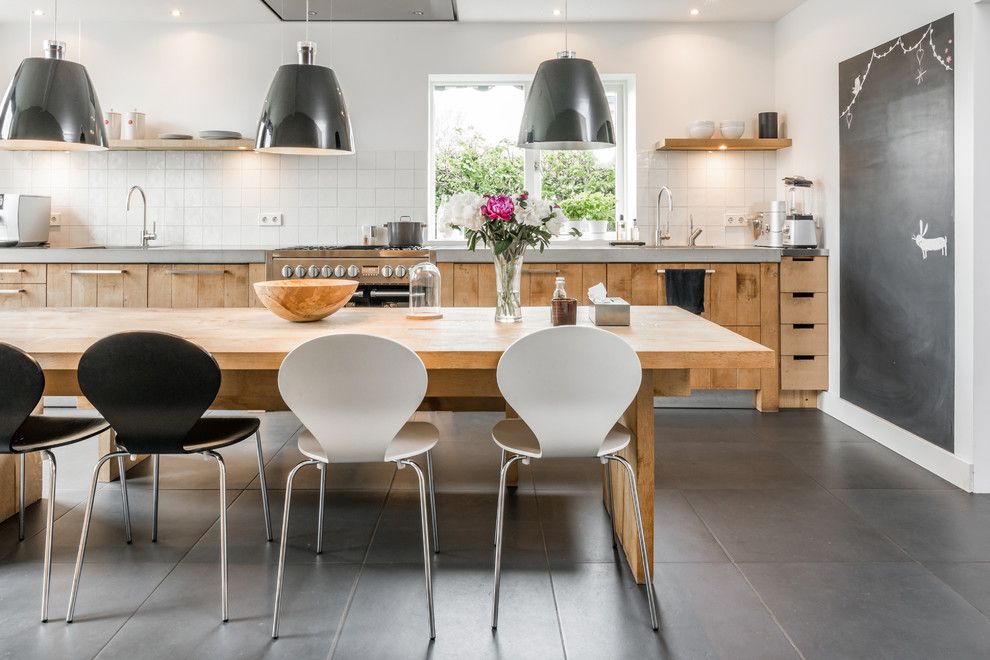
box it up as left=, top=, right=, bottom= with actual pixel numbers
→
left=199, top=130, right=243, bottom=140
left=159, top=133, right=192, bottom=140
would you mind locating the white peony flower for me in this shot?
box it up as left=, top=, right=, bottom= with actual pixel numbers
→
left=439, top=191, right=485, bottom=232
left=516, top=198, right=554, bottom=228
left=546, top=206, right=568, bottom=235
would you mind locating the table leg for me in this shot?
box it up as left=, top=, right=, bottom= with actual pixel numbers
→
left=605, top=369, right=655, bottom=584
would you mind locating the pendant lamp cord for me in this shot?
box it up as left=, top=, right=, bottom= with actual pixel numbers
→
left=280, top=0, right=284, bottom=64
left=564, top=0, right=568, bottom=52
left=305, top=0, right=310, bottom=42
left=52, top=0, right=57, bottom=43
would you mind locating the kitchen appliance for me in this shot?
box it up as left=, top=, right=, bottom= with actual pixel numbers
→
left=386, top=218, right=426, bottom=247
left=782, top=176, right=819, bottom=248
left=0, top=194, right=51, bottom=246
left=267, top=245, right=434, bottom=308
left=754, top=200, right=787, bottom=248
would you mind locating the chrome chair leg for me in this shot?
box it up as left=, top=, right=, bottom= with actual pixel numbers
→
left=426, top=450, right=439, bottom=553
left=494, top=449, right=506, bottom=546
left=18, top=453, right=25, bottom=541
left=316, top=462, right=326, bottom=554
left=255, top=431, right=273, bottom=542
left=606, top=454, right=659, bottom=631
left=116, top=455, right=132, bottom=544
left=398, top=459, right=436, bottom=640
left=604, top=461, right=618, bottom=549
left=40, top=450, right=56, bottom=623
left=151, top=455, right=160, bottom=542
left=492, top=454, right=526, bottom=630
left=204, top=450, right=228, bottom=622
left=66, top=450, right=131, bottom=623
left=272, top=459, right=320, bottom=639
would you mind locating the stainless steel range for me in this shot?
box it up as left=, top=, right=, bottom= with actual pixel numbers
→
left=267, top=246, right=434, bottom=307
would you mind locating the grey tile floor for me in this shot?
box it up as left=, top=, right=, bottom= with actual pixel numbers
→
left=2, top=409, right=990, bottom=659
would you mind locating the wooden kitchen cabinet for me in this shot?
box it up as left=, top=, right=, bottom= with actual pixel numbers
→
left=443, top=262, right=601, bottom=308
left=47, top=264, right=148, bottom=307
left=148, top=264, right=251, bottom=307
left=0, top=264, right=46, bottom=308
left=779, top=256, right=829, bottom=406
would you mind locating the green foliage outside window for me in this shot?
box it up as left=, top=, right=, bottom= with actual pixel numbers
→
left=435, top=128, right=616, bottom=228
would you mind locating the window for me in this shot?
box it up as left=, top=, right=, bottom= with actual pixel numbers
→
left=429, top=75, right=634, bottom=240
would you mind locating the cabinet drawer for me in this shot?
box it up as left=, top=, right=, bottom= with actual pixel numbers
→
left=781, top=257, right=827, bottom=292
left=0, top=283, right=45, bottom=307
left=0, top=263, right=46, bottom=284
left=780, top=323, right=828, bottom=356
left=781, top=355, right=828, bottom=390
left=780, top=292, right=827, bottom=324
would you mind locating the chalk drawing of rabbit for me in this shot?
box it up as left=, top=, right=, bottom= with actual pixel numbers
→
left=912, top=220, right=948, bottom=259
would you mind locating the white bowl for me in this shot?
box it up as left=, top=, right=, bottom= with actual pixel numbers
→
left=719, top=121, right=746, bottom=140
left=689, top=121, right=716, bottom=139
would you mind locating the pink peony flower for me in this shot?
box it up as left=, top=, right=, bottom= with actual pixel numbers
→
left=481, top=194, right=515, bottom=221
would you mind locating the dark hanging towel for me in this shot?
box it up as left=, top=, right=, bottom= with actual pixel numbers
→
left=664, top=269, right=706, bottom=314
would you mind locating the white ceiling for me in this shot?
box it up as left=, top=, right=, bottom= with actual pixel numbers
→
left=0, top=0, right=807, bottom=23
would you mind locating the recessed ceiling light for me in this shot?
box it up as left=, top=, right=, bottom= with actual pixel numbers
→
left=32, top=9, right=45, bottom=16
left=690, top=8, right=700, bottom=16
left=413, top=9, right=425, bottom=15
left=552, top=8, right=561, bottom=16
left=170, top=8, right=182, bottom=17
left=308, top=10, right=318, bottom=15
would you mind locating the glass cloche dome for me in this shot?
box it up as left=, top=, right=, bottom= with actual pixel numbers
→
left=406, top=262, right=443, bottom=320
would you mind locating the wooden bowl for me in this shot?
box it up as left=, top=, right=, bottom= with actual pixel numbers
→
left=253, top=279, right=358, bottom=322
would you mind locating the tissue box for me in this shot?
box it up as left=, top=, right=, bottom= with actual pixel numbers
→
left=588, top=297, right=630, bottom=326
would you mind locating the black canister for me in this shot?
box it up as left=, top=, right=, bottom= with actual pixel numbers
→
left=758, top=112, right=779, bottom=139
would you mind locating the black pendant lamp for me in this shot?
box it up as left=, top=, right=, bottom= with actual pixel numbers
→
left=518, top=0, right=614, bottom=150
left=0, top=28, right=108, bottom=152
left=256, top=0, right=353, bottom=155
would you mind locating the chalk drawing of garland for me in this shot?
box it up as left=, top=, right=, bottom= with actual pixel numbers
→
left=840, top=23, right=953, bottom=130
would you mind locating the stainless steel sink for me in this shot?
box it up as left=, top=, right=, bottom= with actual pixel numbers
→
left=68, top=245, right=169, bottom=250
left=658, top=245, right=716, bottom=249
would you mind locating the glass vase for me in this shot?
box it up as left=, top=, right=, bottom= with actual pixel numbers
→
left=493, top=251, right=524, bottom=323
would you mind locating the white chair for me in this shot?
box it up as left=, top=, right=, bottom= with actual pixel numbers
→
left=491, top=325, right=658, bottom=631
left=272, top=334, right=439, bottom=640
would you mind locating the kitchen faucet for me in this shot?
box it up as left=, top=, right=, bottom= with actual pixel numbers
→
left=127, top=185, right=156, bottom=248
left=688, top=214, right=703, bottom=247
left=655, top=186, right=672, bottom=247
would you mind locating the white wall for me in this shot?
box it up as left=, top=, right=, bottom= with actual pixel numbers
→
left=0, top=20, right=776, bottom=248
left=973, top=0, right=990, bottom=491
left=774, top=0, right=978, bottom=490
left=0, top=20, right=774, bottom=151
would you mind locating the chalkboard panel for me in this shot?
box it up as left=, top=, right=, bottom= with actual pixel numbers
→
left=839, top=15, right=955, bottom=451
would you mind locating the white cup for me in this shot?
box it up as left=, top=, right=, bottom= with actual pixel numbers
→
left=121, top=111, right=145, bottom=140
left=103, top=110, right=121, bottom=140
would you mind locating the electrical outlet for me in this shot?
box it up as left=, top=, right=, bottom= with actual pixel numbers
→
left=49, top=211, right=62, bottom=227
left=724, top=213, right=747, bottom=227
left=259, top=212, right=284, bottom=227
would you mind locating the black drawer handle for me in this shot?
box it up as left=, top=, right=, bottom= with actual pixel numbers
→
left=791, top=292, right=815, bottom=298
left=793, top=324, right=815, bottom=330
left=791, top=256, right=815, bottom=262
left=792, top=355, right=816, bottom=361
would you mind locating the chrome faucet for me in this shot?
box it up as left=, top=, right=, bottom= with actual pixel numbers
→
left=688, top=214, right=703, bottom=247
left=656, top=186, right=672, bottom=247
left=127, top=185, right=156, bottom=248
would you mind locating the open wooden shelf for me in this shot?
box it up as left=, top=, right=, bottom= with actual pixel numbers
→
left=656, top=138, right=792, bottom=152
left=109, top=138, right=254, bottom=151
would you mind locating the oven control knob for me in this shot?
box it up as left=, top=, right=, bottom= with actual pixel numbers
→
left=308, top=265, right=320, bottom=278
left=394, top=265, right=407, bottom=278
left=281, top=265, right=293, bottom=278
left=321, top=265, right=333, bottom=278
left=294, top=265, right=307, bottom=278
left=347, top=265, right=360, bottom=278
left=380, top=265, right=393, bottom=278
left=334, top=265, right=346, bottom=278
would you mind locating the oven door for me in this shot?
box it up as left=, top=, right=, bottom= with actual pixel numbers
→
left=361, top=285, right=411, bottom=308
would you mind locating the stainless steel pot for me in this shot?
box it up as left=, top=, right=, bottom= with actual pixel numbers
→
left=386, top=217, right=426, bottom=247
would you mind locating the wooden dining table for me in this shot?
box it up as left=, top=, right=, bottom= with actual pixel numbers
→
left=0, top=305, right=775, bottom=583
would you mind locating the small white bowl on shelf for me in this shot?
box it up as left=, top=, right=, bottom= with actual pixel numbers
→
left=719, top=120, right=746, bottom=140
left=689, top=120, right=715, bottom=139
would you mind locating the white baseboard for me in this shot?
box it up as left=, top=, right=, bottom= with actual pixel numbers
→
left=819, top=393, right=973, bottom=491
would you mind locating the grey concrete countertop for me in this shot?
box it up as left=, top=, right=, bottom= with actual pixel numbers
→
left=432, top=245, right=828, bottom=263
left=0, top=244, right=827, bottom=264
left=0, top=246, right=268, bottom=264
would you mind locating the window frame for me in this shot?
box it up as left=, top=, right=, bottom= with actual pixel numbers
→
left=427, top=73, right=636, bottom=241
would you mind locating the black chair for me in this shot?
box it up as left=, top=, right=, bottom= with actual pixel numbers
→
left=65, top=331, right=273, bottom=624
left=0, top=343, right=113, bottom=622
